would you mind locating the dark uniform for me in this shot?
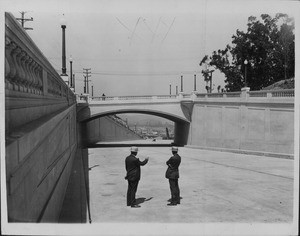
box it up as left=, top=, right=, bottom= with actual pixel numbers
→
left=165, top=149, right=181, bottom=205
left=125, top=151, right=148, bottom=207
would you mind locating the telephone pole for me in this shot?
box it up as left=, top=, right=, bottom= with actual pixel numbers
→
left=83, top=68, right=91, bottom=94
left=16, top=12, right=33, bottom=30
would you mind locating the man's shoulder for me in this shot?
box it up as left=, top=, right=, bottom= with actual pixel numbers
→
left=126, top=154, right=136, bottom=160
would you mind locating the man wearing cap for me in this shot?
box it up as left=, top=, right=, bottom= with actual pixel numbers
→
left=125, top=146, right=149, bottom=208
left=165, top=146, right=181, bottom=206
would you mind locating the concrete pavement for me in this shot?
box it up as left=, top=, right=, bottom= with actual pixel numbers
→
left=87, top=145, right=294, bottom=224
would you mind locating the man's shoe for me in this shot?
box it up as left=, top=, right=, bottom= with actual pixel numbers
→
left=131, top=205, right=141, bottom=208
left=168, top=197, right=182, bottom=202
left=167, top=202, right=177, bottom=206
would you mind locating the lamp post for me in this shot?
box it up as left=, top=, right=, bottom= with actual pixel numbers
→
left=180, top=75, right=183, bottom=92
left=73, top=74, right=75, bottom=92
left=169, top=84, right=171, bottom=96
left=244, top=59, right=248, bottom=87
left=69, top=56, right=73, bottom=88
left=60, top=14, right=67, bottom=77
left=194, top=74, right=197, bottom=91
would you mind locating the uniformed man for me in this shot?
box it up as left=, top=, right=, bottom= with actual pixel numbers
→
left=125, top=146, right=149, bottom=208
left=165, top=146, right=181, bottom=206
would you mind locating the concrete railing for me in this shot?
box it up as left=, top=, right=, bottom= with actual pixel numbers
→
left=5, top=12, right=76, bottom=132
left=5, top=13, right=75, bottom=100
left=77, top=88, right=294, bottom=104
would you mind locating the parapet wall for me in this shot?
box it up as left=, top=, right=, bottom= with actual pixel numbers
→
left=187, top=91, right=294, bottom=157
left=5, top=13, right=77, bottom=222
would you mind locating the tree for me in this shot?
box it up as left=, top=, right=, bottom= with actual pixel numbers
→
left=200, top=13, right=295, bottom=91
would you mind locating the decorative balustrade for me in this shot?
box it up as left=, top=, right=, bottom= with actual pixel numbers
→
left=195, top=92, right=242, bottom=98
left=79, top=88, right=294, bottom=104
left=224, top=92, right=241, bottom=97
left=5, top=12, right=75, bottom=102
left=270, top=89, right=294, bottom=97
left=157, top=95, right=177, bottom=99
left=207, top=93, right=224, bottom=98
left=248, top=91, right=268, bottom=97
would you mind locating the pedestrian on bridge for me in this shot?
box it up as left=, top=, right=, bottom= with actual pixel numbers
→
left=125, top=146, right=149, bottom=208
left=165, top=146, right=181, bottom=206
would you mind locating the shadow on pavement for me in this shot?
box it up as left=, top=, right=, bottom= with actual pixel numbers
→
left=135, top=197, right=153, bottom=205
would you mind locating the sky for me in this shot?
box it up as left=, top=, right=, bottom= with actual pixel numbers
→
left=1, top=0, right=299, bottom=97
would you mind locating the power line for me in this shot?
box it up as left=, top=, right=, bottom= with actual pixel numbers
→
left=130, top=17, right=142, bottom=45
left=162, top=17, right=176, bottom=43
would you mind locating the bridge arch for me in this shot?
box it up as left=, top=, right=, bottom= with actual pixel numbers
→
left=80, top=108, right=190, bottom=146
left=81, top=108, right=189, bottom=123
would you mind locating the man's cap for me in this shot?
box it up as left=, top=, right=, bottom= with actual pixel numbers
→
left=130, top=146, right=139, bottom=152
left=171, top=146, right=178, bottom=152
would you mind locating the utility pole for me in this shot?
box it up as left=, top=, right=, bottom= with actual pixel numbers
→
left=83, top=68, right=91, bottom=94
left=83, top=76, right=86, bottom=93
left=16, top=12, right=33, bottom=30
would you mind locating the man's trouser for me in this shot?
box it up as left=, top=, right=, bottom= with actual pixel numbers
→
left=127, top=180, right=139, bottom=206
left=169, top=179, right=180, bottom=203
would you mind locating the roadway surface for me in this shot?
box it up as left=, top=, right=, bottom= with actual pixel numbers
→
left=87, top=141, right=294, bottom=226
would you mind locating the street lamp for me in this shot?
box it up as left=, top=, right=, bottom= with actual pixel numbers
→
left=169, top=84, right=172, bottom=96
left=244, top=59, right=248, bottom=87
left=69, top=56, right=73, bottom=88
left=180, top=75, right=183, bottom=92
left=60, top=14, right=67, bottom=76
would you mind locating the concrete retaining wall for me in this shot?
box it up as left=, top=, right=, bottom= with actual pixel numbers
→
left=84, top=116, right=143, bottom=144
left=6, top=105, right=77, bottom=222
left=188, top=101, right=294, bottom=157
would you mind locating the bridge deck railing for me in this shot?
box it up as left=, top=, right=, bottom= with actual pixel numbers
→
left=77, top=89, right=294, bottom=103
left=5, top=12, right=76, bottom=132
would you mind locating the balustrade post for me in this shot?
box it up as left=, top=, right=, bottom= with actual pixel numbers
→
left=178, top=92, right=184, bottom=101
left=191, top=91, right=197, bottom=101
left=241, top=87, right=250, bottom=100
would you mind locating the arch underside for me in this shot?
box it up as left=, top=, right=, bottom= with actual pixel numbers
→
left=83, top=108, right=190, bottom=124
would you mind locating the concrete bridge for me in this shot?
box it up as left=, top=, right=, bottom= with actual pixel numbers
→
left=3, top=12, right=295, bottom=226
left=78, top=89, right=294, bottom=150
left=77, top=94, right=194, bottom=146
